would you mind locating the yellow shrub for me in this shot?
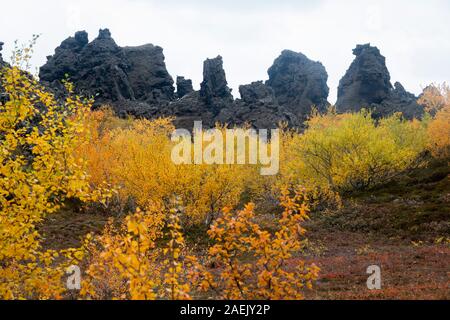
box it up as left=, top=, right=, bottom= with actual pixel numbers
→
left=281, top=110, right=428, bottom=192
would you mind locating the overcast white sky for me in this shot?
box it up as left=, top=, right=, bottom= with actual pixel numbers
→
left=1, top=0, right=449, bottom=102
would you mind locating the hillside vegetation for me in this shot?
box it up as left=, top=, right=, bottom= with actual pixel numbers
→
left=0, top=48, right=449, bottom=300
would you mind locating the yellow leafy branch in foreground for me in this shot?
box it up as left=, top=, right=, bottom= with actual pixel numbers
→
left=163, top=199, right=192, bottom=300
left=189, top=186, right=320, bottom=300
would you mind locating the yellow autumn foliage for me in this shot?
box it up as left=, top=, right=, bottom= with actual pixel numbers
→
left=280, top=109, right=428, bottom=192
left=418, top=82, right=449, bottom=115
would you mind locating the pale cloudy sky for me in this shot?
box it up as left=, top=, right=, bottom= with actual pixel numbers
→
left=1, top=0, right=449, bottom=102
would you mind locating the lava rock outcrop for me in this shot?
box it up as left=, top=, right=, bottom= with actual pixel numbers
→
left=160, top=56, right=231, bottom=128
left=239, top=81, right=276, bottom=105
left=38, top=30, right=425, bottom=129
left=122, top=44, right=175, bottom=104
left=199, top=56, right=234, bottom=115
left=200, top=56, right=233, bottom=103
left=266, top=50, right=330, bottom=121
left=176, top=76, right=194, bottom=98
left=0, top=41, right=5, bottom=66
left=336, top=44, right=423, bottom=119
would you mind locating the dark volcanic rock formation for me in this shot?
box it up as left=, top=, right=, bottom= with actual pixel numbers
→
left=336, top=44, right=391, bottom=109
left=200, top=56, right=233, bottom=102
left=40, top=29, right=174, bottom=114
left=123, top=44, right=175, bottom=104
left=39, top=30, right=424, bottom=127
left=199, top=56, right=234, bottom=115
left=164, top=91, right=215, bottom=128
left=15, top=32, right=430, bottom=130
left=0, top=41, right=5, bottom=65
left=375, top=82, right=424, bottom=119
left=215, top=80, right=297, bottom=129
left=39, top=30, right=331, bottom=128
left=40, top=31, right=89, bottom=84
left=213, top=50, right=330, bottom=128
left=161, top=57, right=233, bottom=128
left=176, top=76, right=194, bottom=98
left=266, top=50, right=330, bottom=120
left=336, top=44, right=423, bottom=119
left=239, top=81, right=275, bottom=104
left=40, top=29, right=315, bottom=129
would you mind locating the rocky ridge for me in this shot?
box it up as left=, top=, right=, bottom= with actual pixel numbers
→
left=266, top=50, right=330, bottom=121
left=17, top=31, right=425, bottom=128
